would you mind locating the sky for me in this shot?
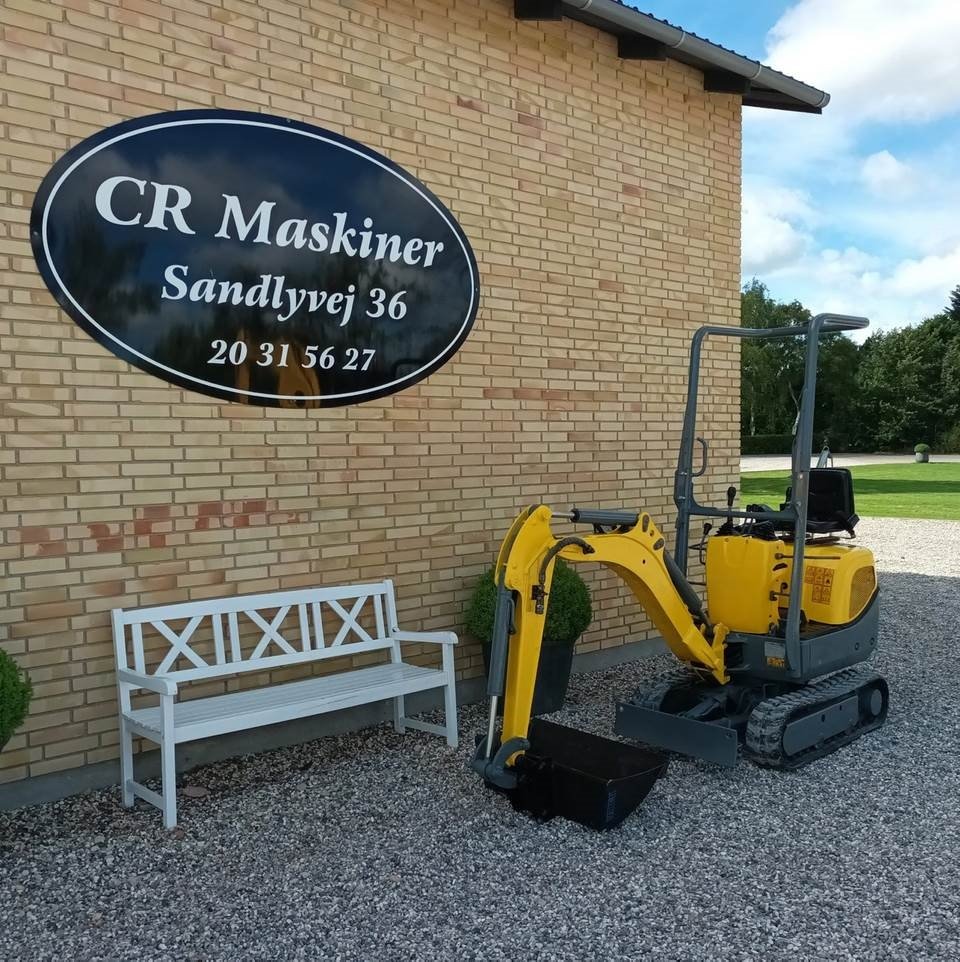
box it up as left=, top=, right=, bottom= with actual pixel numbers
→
left=634, top=0, right=960, bottom=334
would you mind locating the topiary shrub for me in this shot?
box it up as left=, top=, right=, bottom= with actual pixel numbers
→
left=914, top=443, right=931, bottom=454
left=465, top=558, right=592, bottom=648
left=0, top=648, right=32, bottom=751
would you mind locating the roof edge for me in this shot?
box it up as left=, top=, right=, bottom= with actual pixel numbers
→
left=560, top=0, right=830, bottom=113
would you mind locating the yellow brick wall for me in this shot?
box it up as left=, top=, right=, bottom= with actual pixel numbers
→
left=0, top=0, right=742, bottom=783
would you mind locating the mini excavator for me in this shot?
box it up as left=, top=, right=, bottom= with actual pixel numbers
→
left=471, top=314, right=889, bottom=829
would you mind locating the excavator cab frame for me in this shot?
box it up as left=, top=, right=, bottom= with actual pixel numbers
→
left=672, top=313, right=874, bottom=682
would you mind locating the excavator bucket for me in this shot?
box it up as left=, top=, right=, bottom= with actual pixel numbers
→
left=507, top=719, right=668, bottom=830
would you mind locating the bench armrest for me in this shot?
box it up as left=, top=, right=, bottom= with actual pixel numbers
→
left=117, top=668, right=178, bottom=696
left=393, top=630, right=458, bottom=647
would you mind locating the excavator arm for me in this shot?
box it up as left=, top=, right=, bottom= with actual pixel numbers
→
left=472, top=504, right=728, bottom=800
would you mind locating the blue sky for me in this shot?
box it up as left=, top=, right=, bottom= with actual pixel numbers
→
left=635, top=1, right=960, bottom=334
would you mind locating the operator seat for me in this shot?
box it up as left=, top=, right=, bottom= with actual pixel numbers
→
left=783, top=467, right=860, bottom=536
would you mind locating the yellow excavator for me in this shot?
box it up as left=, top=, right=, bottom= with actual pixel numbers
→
left=471, top=314, right=888, bottom=829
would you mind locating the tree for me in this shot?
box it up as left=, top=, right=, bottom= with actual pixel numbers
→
left=740, top=280, right=810, bottom=437
left=740, top=280, right=856, bottom=446
left=855, top=330, right=908, bottom=449
left=741, top=281, right=960, bottom=452
left=942, top=337, right=960, bottom=424
left=815, top=334, right=860, bottom=449
left=854, top=309, right=960, bottom=450
left=948, top=284, right=960, bottom=324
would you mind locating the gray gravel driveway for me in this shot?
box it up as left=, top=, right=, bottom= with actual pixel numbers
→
left=742, top=452, right=960, bottom=472
left=2, top=518, right=958, bottom=961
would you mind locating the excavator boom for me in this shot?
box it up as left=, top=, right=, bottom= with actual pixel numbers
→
left=472, top=503, right=729, bottom=828
left=497, top=505, right=728, bottom=747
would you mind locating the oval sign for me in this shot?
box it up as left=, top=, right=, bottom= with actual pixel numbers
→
left=30, top=110, right=480, bottom=408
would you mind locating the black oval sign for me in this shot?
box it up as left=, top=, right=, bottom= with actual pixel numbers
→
left=30, top=110, right=480, bottom=407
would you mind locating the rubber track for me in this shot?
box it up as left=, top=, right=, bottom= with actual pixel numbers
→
left=745, top=667, right=887, bottom=769
left=627, top=667, right=702, bottom=711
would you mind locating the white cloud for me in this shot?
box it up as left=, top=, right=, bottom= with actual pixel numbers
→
left=884, top=245, right=960, bottom=298
left=742, top=109, right=851, bottom=175
left=742, top=211, right=806, bottom=274
left=743, top=0, right=960, bottom=177
left=741, top=183, right=815, bottom=273
left=765, top=0, right=960, bottom=125
left=746, top=182, right=816, bottom=223
left=738, top=1, right=960, bottom=332
left=860, top=150, right=915, bottom=195
left=824, top=145, right=960, bottom=256
left=754, top=243, right=959, bottom=333
left=820, top=246, right=881, bottom=276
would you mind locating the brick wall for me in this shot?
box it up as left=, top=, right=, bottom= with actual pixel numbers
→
left=0, top=0, right=742, bottom=784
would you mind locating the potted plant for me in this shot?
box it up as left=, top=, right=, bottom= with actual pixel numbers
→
left=915, top=443, right=931, bottom=463
left=0, top=648, right=31, bottom=752
left=465, top=559, right=592, bottom=716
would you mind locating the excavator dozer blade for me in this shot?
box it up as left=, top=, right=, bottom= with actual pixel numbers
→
left=507, top=719, right=668, bottom=830
left=614, top=702, right=741, bottom=767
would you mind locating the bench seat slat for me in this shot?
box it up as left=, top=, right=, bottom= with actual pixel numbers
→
left=127, top=662, right=446, bottom=743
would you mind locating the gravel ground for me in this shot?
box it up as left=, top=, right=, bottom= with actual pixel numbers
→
left=2, top=518, right=959, bottom=961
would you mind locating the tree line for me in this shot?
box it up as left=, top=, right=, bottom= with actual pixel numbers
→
left=740, top=280, right=960, bottom=454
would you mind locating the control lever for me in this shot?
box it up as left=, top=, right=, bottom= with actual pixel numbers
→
left=698, top=521, right=713, bottom=564
left=717, top=486, right=737, bottom=536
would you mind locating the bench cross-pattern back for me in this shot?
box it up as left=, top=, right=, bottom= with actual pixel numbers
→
left=112, top=581, right=458, bottom=828
left=114, top=583, right=397, bottom=683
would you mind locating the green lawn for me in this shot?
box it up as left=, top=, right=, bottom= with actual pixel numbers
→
left=741, top=462, right=960, bottom=521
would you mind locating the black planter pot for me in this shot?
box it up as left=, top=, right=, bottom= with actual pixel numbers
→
left=482, top=639, right=576, bottom=716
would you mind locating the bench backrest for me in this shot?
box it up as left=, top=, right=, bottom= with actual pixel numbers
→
left=111, top=581, right=401, bottom=683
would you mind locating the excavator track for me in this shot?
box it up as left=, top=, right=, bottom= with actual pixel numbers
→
left=745, top=667, right=888, bottom=769
left=628, top=667, right=701, bottom=711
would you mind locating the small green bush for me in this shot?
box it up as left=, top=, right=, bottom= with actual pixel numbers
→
left=914, top=443, right=931, bottom=454
left=465, top=559, right=592, bottom=647
left=0, top=648, right=31, bottom=750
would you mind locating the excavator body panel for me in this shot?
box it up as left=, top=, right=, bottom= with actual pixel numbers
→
left=706, top=536, right=878, bottom=634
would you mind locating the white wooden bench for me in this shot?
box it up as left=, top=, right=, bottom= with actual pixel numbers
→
left=112, top=580, right=458, bottom=828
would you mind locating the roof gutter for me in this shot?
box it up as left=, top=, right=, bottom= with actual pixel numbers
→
left=561, top=0, right=830, bottom=111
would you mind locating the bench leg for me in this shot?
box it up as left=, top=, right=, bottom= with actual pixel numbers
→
left=442, top=645, right=458, bottom=749
left=160, top=698, right=177, bottom=829
left=443, top=684, right=458, bottom=748
left=119, top=717, right=134, bottom=808
left=160, top=735, right=177, bottom=829
left=393, top=694, right=406, bottom=735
